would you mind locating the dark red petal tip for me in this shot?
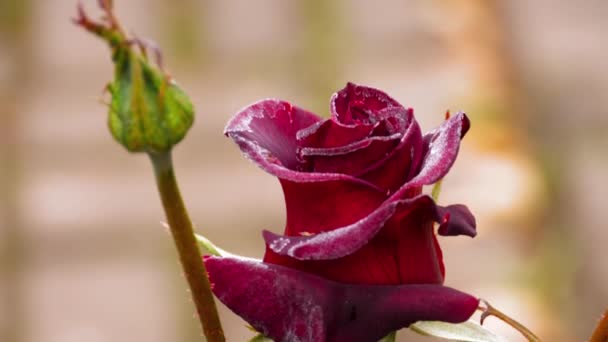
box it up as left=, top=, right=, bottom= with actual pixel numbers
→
left=437, top=204, right=477, bottom=237
left=390, top=111, right=469, bottom=200
left=205, top=256, right=479, bottom=342
left=331, top=83, right=404, bottom=124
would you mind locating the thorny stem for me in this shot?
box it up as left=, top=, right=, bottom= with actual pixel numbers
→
left=589, top=310, right=608, bottom=342
left=478, top=299, right=541, bottom=342
left=151, top=151, right=225, bottom=342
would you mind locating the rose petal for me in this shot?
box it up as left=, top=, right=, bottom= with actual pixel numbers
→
left=331, top=82, right=403, bottom=125
left=300, top=134, right=401, bottom=158
left=302, top=134, right=402, bottom=175
left=358, top=114, right=424, bottom=193
left=279, top=178, right=387, bottom=236
left=298, top=106, right=416, bottom=178
left=263, top=200, right=401, bottom=260
left=226, top=99, right=388, bottom=191
left=225, top=99, right=390, bottom=238
left=436, top=204, right=477, bottom=237
left=205, top=256, right=479, bottom=342
left=389, top=112, right=470, bottom=200
left=225, top=99, right=321, bottom=170
left=390, top=211, right=444, bottom=284
left=264, top=194, right=476, bottom=261
left=297, top=118, right=374, bottom=149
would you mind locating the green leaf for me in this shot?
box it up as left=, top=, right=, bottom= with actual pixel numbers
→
left=248, top=333, right=273, bottom=342
left=194, top=233, right=232, bottom=257
left=410, top=320, right=508, bottom=342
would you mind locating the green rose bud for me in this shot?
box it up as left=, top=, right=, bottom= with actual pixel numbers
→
left=107, top=47, right=194, bottom=152
left=76, top=1, right=194, bottom=153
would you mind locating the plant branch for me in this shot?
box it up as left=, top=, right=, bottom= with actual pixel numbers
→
left=150, top=151, right=225, bottom=342
left=478, top=299, right=540, bottom=342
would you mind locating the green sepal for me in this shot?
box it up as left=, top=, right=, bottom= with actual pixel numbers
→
left=195, top=233, right=232, bottom=257
left=431, top=178, right=443, bottom=201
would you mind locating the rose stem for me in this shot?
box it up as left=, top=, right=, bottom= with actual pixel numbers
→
left=150, top=151, right=225, bottom=342
left=589, top=310, right=608, bottom=342
left=478, top=299, right=541, bottom=342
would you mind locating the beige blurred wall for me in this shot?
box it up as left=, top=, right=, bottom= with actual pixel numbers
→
left=1, top=1, right=607, bottom=341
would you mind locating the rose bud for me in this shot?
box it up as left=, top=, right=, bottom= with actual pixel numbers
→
left=75, top=1, right=194, bottom=153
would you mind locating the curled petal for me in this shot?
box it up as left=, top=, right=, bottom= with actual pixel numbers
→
left=331, top=82, right=404, bottom=124
left=297, top=119, right=374, bottom=149
left=302, top=134, right=402, bottom=175
left=225, top=99, right=386, bottom=191
left=298, top=106, right=417, bottom=179
left=264, top=194, right=476, bottom=261
left=390, top=112, right=471, bottom=200
left=358, top=115, right=423, bottom=192
left=225, top=99, right=321, bottom=170
left=205, top=256, right=479, bottom=342
left=436, top=204, right=477, bottom=237
left=300, top=134, right=401, bottom=158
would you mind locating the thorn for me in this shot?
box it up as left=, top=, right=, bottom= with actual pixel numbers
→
left=478, top=299, right=491, bottom=325
left=477, top=299, right=541, bottom=342
left=445, top=110, right=451, bottom=120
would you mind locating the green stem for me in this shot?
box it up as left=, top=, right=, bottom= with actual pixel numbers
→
left=149, top=151, right=225, bottom=342
left=431, top=179, right=443, bottom=201
left=589, top=310, right=608, bottom=342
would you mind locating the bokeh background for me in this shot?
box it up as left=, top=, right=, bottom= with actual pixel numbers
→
left=1, top=0, right=607, bottom=341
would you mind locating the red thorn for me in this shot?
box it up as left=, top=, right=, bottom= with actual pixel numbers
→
left=445, top=110, right=451, bottom=120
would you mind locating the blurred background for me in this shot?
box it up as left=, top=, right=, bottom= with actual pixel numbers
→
left=1, top=0, right=606, bottom=341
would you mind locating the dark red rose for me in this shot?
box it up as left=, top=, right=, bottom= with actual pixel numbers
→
left=206, top=83, right=478, bottom=342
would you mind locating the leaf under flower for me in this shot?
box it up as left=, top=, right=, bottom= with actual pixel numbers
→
left=410, top=320, right=508, bottom=342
